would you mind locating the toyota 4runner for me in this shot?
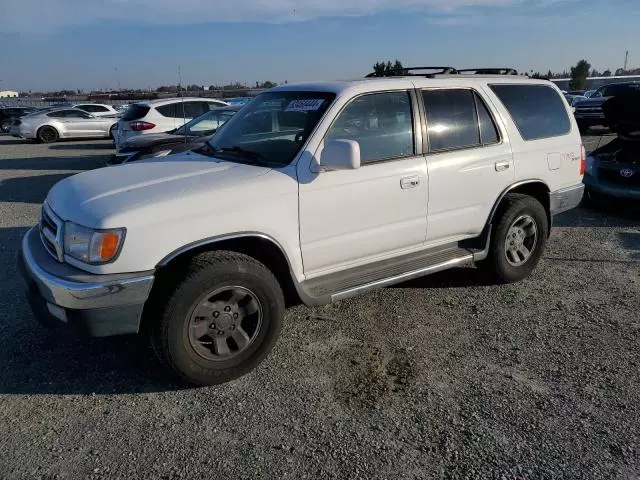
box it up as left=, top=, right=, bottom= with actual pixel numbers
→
left=18, top=69, right=585, bottom=385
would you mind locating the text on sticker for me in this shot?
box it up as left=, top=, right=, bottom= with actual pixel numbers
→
left=285, top=99, right=326, bottom=112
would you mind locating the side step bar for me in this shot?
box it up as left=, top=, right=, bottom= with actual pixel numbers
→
left=299, top=244, right=476, bottom=306
left=331, top=253, right=473, bottom=302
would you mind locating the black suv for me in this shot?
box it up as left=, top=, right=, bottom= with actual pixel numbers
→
left=0, top=106, right=39, bottom=132
left=574, top=82, right=640, bottom=132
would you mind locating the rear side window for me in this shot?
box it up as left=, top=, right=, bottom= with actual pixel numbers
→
left=183, top=102, right=206, bottom=118
left=422, top=89, right=479, bottom=152
left=78, top=105, right=109, bottom=113
left=489, top=84, right=571, bottom=140
left=475, top=93, right=500, bottom=145
left=122, top=104, right=151, bottom=121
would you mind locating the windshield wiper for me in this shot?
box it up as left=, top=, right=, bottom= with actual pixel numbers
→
left=215, top=145, right=272, bottom=166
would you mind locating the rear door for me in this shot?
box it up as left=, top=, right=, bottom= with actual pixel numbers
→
left=421, top=88, right=515, bottom=243
left=64, top=110, right=105, bottom=137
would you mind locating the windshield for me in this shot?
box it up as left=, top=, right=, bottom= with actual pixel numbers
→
left=175, top=109, right=236, bottom=137
left=207, top=91, right=335, bottom=166
left=600, top=84, right=640, bottom=97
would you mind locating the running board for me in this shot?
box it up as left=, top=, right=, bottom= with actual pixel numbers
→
left=299, top=244, right=474, bottom=305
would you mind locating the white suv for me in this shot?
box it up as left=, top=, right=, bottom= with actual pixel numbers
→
left=19, top=70, right=585, bottom=386
left=73, top=103, right=118, bottom=117
left=114, top=97, right=228, bottom=148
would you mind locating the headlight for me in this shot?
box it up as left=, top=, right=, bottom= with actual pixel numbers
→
left=64, top=222, right=125, bottom=264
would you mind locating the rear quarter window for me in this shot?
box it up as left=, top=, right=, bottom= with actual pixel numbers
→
left=489, top=84, right=571, bottom=141
left=122, top=104, right=151, bottom=121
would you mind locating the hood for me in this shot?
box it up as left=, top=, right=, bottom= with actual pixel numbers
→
left=574, top=98, right=606, bottom=108
left=47, top=151, right=272, bottom=228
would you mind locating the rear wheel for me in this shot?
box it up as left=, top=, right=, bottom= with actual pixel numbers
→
left=483, top=194, right=548, bottom=283
left=149, top=250, right=284, bottom=386
left=37, top=126, right=59, bottom=143
left=0, top=120, right=10, bottom=133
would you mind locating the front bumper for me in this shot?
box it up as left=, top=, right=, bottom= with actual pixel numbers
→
left=549, top=183, right=585, bottom=215
left=18, top=227, right=155, bottom=337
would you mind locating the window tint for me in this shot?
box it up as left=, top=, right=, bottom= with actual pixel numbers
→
left=47, top=111, right=66, bottom=118
left=422, top=89, right=479, bottom=152
left=602, top=84, right=640, bottom=97
left=47, top=110, right=80, bottom=118
left=156, top=103, right=179, bottom=118
left=67, top=110, right=91, bottom=118
left=122, top=104, right=150, bottom=121
left=489, top=84, right=571, bottom=140
left=474, top=93, right=500, bottom=145
left=326, top=91, right=414, bottom=163
left=78, top=105, right=109, bottom=113
left=183, top=102, right=206, bottom=118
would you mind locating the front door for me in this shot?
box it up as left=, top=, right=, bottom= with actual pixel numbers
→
left=298, top=90, right=428, bottom=276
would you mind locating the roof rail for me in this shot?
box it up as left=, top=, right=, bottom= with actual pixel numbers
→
left=365, top=67, right=458, bottom=78
left=457, top=68, right=519, bottom=75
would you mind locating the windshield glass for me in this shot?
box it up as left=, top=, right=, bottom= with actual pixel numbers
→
left=207, top=91, right=335, bottom=166
left=602, top=84, right=640, bottom=97
left=176, top=109, right=236, bottom=136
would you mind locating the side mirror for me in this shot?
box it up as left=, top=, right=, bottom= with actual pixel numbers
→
left=319, top=139, right=361, bottom=171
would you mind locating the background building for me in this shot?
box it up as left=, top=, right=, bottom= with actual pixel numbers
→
left=0, top=90, right=19, bottom=98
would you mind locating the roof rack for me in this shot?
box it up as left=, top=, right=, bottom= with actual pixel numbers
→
left=365, top=67, right=458, bottom=78
left=456, top=68, right=519, bottom=75
left=364, top=66, right=519, bottom=78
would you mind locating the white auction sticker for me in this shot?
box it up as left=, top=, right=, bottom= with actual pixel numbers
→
left=285, top=99, right=326, bottom=112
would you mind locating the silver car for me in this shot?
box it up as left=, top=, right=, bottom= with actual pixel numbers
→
left=10, top=108, right=118, bottom=143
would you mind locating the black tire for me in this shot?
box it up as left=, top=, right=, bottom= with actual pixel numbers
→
left=37, top=126, right=59, bottom=143
left=109, top=125, right=116, bottom=139
left=483, top=194, right=548, bottom=283
left=0, top=121, right=10, bottom=133
left=150, top=250, right=284, bottom=386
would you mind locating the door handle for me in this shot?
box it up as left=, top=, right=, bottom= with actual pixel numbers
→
left=495, top=161, right=510, bottom=172
left=400, top=176, right=420, bottom=189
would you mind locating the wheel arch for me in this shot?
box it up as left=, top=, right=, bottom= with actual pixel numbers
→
left=463, top=180, right=552, bottom=252
left=154, top=233, right=304, bottom=307
left=37, top=123, right=60, bottom=140
left=488, top=180, right=552, bottom=233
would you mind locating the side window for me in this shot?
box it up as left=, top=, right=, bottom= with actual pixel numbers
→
left=326, top=91, right=414, bottom=164
left=67, top=110, right=91, bottom=118
left=183, top=102, right=205, bottom=118
left=474, top=93, right=500, bottom=145
left=157, top=103, right=178, bottom=118
left=47, top=111, right=65, bottom=118
left=206, top=101, right=225, bottom=111
left=422, top=89, right=479, bottom=152
left=489, top=84, right=571, bottom=140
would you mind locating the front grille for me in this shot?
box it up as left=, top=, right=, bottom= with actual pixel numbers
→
left=599, top=168, right=640, bottom=187
left=39, top=204, right=63, bottom=261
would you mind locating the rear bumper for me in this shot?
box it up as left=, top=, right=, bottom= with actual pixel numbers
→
left=18, top=227, right=155, bottom=337
left=583, top=175, right=640, bottom=200
left=549, top=183, right=585, bottom=215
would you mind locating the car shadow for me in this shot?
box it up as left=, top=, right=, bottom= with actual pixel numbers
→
left=393, top=266, right=500, bottom=289
left=0, top=173, right=79, bottom=203
left=0, top=154, right=109, bottom=171
left=0, top=138, right=32, bottom=145
left=50, top=142, right=115, bottom=151
left=553, top=204, right=640, bottom=228
left=0, top=225, right=184, bottom=395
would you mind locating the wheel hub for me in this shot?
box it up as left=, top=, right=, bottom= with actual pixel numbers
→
left=187, top=286, right=263, bottom=361
left=504, top=215, right=538, bottom=267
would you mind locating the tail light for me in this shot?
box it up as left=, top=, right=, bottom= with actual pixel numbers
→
left=130, top=121, right=155, bottom=131
left=579, top=144, right=586, bottom=175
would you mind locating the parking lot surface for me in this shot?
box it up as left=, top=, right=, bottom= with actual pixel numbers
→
left=1, top=134, right=639, bottom=479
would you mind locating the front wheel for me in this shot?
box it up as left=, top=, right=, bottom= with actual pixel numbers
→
left=483, top=194, right=548, bottom=283
left=150, top=250, right=284, bottom=386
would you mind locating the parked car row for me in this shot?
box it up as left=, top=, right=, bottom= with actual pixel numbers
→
left=573, top=81, right=640, bottom=132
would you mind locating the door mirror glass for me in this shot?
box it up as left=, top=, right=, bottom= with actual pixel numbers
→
left=319, top=139, right=361, bottom=170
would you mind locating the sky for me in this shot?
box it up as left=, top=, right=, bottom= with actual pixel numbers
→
left=0, top=0, right=639, bottom=91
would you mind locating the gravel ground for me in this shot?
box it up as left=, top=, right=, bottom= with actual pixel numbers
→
left=1, top=133, right=639, bottom=479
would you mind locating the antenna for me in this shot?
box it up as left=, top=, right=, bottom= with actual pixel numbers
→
left=624, top=50, right=629, bottom=71
left=179, top=65, right=187, bottom=147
